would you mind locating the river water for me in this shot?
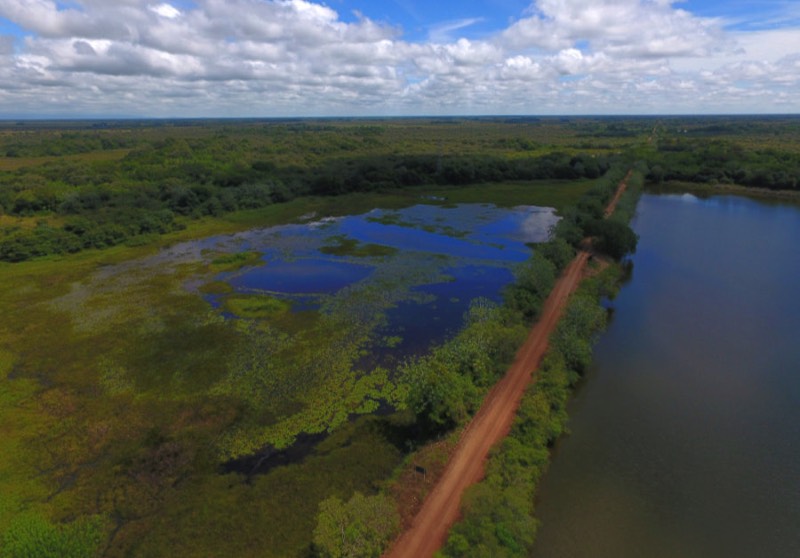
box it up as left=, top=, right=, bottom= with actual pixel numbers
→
left=531, top=193, right=800, bottom=558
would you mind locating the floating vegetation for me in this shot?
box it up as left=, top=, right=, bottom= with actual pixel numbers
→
left=42, top=202, right=559, bottom=462
left=223, top=295, right=292, bottom=319
left=198, top=280, right=234, bottom=295
left=320, top=235, right=398, bottom=258
left=209, top=250, right=263, bottom=271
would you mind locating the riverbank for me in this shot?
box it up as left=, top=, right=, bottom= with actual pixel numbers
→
left=651, top=180, right=800, bottom=204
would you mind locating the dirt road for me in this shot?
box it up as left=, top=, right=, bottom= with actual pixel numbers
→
left=604, top=170, right=632, bottom=218
left=384, top=176, right=629, bottom=558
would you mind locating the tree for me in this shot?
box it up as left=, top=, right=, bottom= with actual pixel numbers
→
left=536, top=238, right=575, bottom=272
left=585, top=219, right=638, bottom=260
left=505, top=254, right=556, bottom=320
left=313, top=493, right=400, bottom=558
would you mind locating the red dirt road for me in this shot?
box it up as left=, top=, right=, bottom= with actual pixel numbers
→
left=385, top=176, right=629, bottom=558
left=604, top=170, right=632, bottom=218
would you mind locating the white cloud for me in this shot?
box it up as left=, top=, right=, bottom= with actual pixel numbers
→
left=503, top=0, right=727, bottom=57
left=149, top=3, right=181, bottom=19
left=0, top=0, right=797, bottom=116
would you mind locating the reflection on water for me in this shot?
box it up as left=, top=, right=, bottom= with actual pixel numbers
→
left=230, top=258, right=373, bottom=295
left=531, top=194, right=800, bottom=558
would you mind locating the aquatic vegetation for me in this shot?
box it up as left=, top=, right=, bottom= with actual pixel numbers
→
left=319, top=236, right=398, bottom=258
left=223, top=294, right=292, bottom=319
left=0, top=174, right=590, bottom=557
left=209, top=250, right=263, bottom=271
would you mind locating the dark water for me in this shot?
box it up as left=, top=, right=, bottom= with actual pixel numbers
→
left=229, top=257, right=373, bottom=294
left=531, top=193, right=800, bottom=558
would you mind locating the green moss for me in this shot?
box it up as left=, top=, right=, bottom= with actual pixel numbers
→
left=0, top=350, right=13, bottom=380
left=223, top=295, right=291, bottom=319
left=273, top=309, right=321, bottom=334
left=0, top=513, right=107, bottom=558
left=209, top=251, right=263, bottom=271
left=198, top=280, right=233, bottom=295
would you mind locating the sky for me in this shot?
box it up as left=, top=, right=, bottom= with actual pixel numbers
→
left=0, top=0, right=798, bottom=117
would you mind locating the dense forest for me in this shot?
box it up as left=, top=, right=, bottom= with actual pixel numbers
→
left=2, top=116, right=797, bottom=263
left=0, top=121, right=616, bottom=261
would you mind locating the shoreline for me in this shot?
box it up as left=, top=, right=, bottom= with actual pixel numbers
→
left=384, top=171, right=632, bottom=558
left=651, top=181, right=800, bottom=204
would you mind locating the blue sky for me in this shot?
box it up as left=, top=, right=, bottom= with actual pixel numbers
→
left=336, top=1, right=800, bottom=36
left=0, top=1, right=798, bottom=117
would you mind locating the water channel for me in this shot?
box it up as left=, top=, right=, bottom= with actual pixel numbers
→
left=531, top=192, right=800, bottom=557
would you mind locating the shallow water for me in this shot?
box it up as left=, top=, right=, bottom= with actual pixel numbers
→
left=202, top=203, right=557, bottom=354
left=531, top=193, right=800, bottom=558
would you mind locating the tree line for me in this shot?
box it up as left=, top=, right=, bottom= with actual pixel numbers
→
left=645, top=138, right=800, bottom=190
left=0, top=150, right=612, bottom=262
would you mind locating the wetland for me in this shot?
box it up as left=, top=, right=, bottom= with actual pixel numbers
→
left=2, top=116, right=799, bottom=557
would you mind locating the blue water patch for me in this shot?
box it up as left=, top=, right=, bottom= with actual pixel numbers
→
left=180, top=202, right=559, bottom=362
left=334, top=204, right=556, bottom=262
left=373, top=265, right=514, bottom=361
left=337, top=219, right=526, bottom=262
left=228, top=257, right=373, bottom=295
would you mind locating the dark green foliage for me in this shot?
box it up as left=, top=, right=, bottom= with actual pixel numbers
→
left=645, top=138, right=800, bottom=190
left=402, top=300, right=526, bottom=431
left=0, top=208, right=179, bottom=261
left=313, top=492, right=400, bottom=558
left=307, top=153, right=611, bottom=196
left=584, top=218, right=639, bottom=260
left=319, top=236, right=397, bottom=258
left=550, top=165, right=628, bottom=248
left=535, top=238, right=575, bottom=273
left=0, top=513, right=105, bottom=558
left=504, top=253, right=556, bottom=320
left=441, top=272, right=617, bottom=558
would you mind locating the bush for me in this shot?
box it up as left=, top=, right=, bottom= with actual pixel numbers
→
left=440, top=267, right=621, bottom=558
left=0, top=513, right=105, bottom=558
left=584, top=219, right=638, bottom=260
left=313, top=493, right=399, bottom=558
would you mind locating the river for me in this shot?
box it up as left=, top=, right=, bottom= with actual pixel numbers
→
left=531, top=192, right=800, bottom=558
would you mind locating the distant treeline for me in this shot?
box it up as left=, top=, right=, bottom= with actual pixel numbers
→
left=646, top=138, right=800, bottom=190
left=0, top=151, right=611, bottom=262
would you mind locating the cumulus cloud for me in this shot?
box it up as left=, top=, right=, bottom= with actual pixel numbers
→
left=503, top=0, right=727, bottom=57
left=0, top=0, right=797, bottom=116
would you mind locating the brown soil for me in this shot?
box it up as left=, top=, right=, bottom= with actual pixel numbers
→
left=604, top=169, right=632, bottom=218
left=384, top=174, right=630, bottom=558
